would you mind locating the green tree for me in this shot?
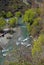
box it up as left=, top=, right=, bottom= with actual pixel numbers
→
left=0, top=17, right=6, bottom=30
left=6, top=11, right=13, bottom=18
left=15, top=11, right=22, bottom=18
left=23, top=9, right=42, bottom=37
left=32, top=17, right=41, bottom=26
left=2, top=11, right=6, bottom=17
left=8, top=17, right=17, bottom=27
left=23, top=9, right=36, bottom=25
left=0, top=11, right=6, bottom=18
left=36, top=8, right=41, bottom=16
left=31, top=17, right=41, bottom=37
left=32, top=34, right=44, bottom=65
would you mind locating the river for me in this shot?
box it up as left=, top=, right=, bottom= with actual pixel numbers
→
left=0, top=17, right=32, bottom=65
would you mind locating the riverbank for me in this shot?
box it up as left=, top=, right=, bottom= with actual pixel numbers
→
left=0, top=27, right=17, bottom=49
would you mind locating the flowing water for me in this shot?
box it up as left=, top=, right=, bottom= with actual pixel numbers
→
left=0, top=18, right=32, bottom=65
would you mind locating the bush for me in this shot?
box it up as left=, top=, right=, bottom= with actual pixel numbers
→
left=15, top=11, right=22, bottom=18
left=32, top=34, right=44, bottom=65
left=0, top=17, right=6, bottom=30
left=31, top=17, right=41, bottom=37
left=8, top=17, right=18, bottom=27
left=23, top=9, right=36, bottom=24
left=6, top=11, right=13, bottom=18
left=36, top=8, right=41, bottom=16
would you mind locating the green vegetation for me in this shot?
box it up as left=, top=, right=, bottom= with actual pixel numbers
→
left=32, top=34, right=44, bottom=56
left=15, top=11, right=22, bottom=18
left=23, top=8, right=44, bottom=65
left=23, top=8, right=42, bottom=37
left=8, top=17, right=18, bottom=27
left=0, top=17, right=6, bottom=30
left=31, top=17, right=41, bottom=37
left=0, top=0, right=44, bottom=65
left=6, top=11, right=13, bottom=18
left=36, top=8, right=41, bottom=16
left=2, top=11, right=6, bottom=17
left=32, top=34, right=44, bottom=65
left=23, top=9, right=36, bottom=24
left=0, top=11, right=6, bottom=17
left=0, top=0, right=30, bottom=15
left=0, top=8, right=43, bottom=65
left=4, top=61, right=31, bottom=65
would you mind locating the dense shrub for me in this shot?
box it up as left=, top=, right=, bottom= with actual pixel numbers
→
left=0, top=17, right=6, bottom=30
left=8, top=17, right=18, bottom=27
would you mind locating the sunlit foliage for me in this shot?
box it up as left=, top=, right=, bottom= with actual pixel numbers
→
left=0, top=17, right=6, bottom=30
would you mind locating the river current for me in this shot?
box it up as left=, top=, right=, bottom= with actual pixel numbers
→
left=0, top=18, right=32, bottom=65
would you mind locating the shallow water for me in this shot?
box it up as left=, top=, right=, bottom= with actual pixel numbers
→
left=0, top=18, right=32, bottom=65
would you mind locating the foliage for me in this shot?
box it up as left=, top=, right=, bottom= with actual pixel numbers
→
left=38, top=59, right=44, bottom=65
left=30, top=17, right=41, bottom=37
left=0, top=17, right=6, bottom=30
left=0, top=11, right=6, bottom=17
left=0, top=0, right=29, bottom=14
left=32, top=34, right=44, bottom=56
left=4, top=61, right=31, bottom=65
left=15, top=11, right=22, bottom=18
left=6, top=11, right=13, bottom=18
left=23, top=8, right=42, bottom=37
left=8, top=17, right=18, bottom=27
left=32, top=17, right=41, bottom=26
left=36, top=8, right=41, bottom=16
left=32, top=34, right=44, bottom=65
left=26, top=23, right=31, bottom=34
left=23, top=9, right=36, bottom=24
left=2, top=11, right=6, bottom=17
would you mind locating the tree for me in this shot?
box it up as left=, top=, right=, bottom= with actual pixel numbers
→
left=36, top=8, right=41, bottom=16
left=15, top=11, right=22, bottom=18
left=32, top=34, right=44, bottom=65
left=8, top=17, right=18, bottom=27
left=23, top=9, right=36, bottom=25
left=2, top=11, right=6, bottom=17
left=23, top=9, right=42, bottom=37
left=0, top=11, right=6, bottom=18
left=0, top=17, right=6, bottom=30
left=31, top=17, right=41, bottom=37
left=6, top=11, right=13, bottom=18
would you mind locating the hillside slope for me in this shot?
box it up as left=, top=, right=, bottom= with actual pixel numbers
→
left=0, top=0, right=30, bottom=13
